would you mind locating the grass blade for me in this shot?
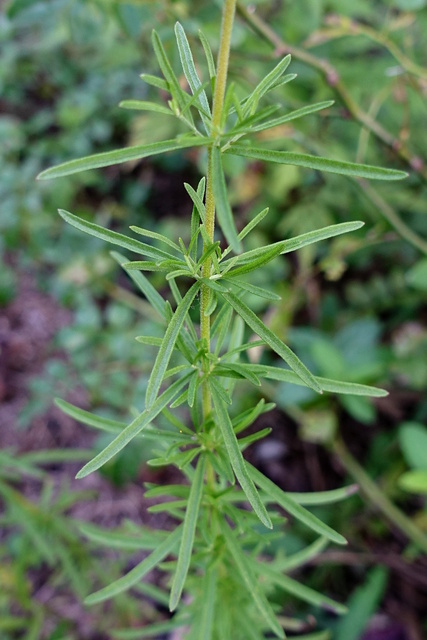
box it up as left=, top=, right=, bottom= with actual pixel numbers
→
left=170, top=455, right=206, bottom=611
left=85, top=526, right=182, bottom=605
left=226, top=145, right=408, bottom=180
left=248, top=464, right=347, bottom=545
left=145, top=282, right=200, bottom=409
left=76, top=374, right=191, bottom=478
left=211, top=384, right=272, bottom=529
left=223, top=292, right=322, bottom=393
left=38, top=137, right=206, bottom=180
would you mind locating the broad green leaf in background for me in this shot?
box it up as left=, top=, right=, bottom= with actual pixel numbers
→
left=398, top=470, right=427, bottom=495
left=406, top=258, right=427, bottom=291
left=398, top=422, right=427, bottom=469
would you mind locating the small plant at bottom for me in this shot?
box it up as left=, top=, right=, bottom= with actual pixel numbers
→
left=37, top=2, right=406, bottom=638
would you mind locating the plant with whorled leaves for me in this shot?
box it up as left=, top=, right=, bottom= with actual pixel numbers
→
left=37, top=2, right=406, bottom=637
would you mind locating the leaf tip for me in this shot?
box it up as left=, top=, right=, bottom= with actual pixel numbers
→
left=75, top=467, right=89, bottom=480
left=346, top=484, right=359, bottom=497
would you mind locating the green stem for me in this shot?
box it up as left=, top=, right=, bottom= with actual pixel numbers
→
left=201, top=0, right=237, bottom=419
left=334, top=438, right=427, bottom=555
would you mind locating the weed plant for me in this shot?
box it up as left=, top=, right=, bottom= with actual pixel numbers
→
left=37, top=2, right=406, bottom=638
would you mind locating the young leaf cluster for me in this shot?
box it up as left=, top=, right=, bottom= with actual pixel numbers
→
left=38, top=16, right=405, bottom=640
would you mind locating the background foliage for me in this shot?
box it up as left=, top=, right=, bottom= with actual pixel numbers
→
left=1, top=1, right=426, bottom=638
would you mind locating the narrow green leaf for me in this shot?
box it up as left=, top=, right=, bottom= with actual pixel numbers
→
left=38, top=137, right=206, bottom=180
left=223, top=292, right=322, bottom=393
left=190, top=177, right=206, bottom=260
left=151, top=29, right=188, bottom=112
left=238, top=428, right=272, bottom=450
left=249, top=100, right=334, bottom=133
left=130, top=225, right=181, bottom=252
left=119, top=100, right=172, bottom=115
left=170, top=455, right=206, bottom=611
left=248, top=464, right=347, bottom=545
left=185, top=182, right=206, bottom=223
left=247, top=364, right=388, bottom=397
left=268, top=72, right=297, bottom=91
left=254, top=560, right=347, bottom=615
left=135, top=336, right=163, bottom=347
left=221, top=522, right=284, bottom=639
left=76, top=374, right=191, bottom=478
left=276, top=537, right=328, bottom=572
left=199, top=30, right=216, bottom=79
left=140, top=73, right=168, bottom=91
left=287, top=485, right=359, bottom=506
left=85, top=526, right=182, bottom=605
left=145, top=283, right=200, bottom=409
left=113, top=619, right=189, bottom=640
left=196, top=566, right=217, bottom=640
left=211, top=385, right=272, bottom=529
left=226, top=278, right=281, bottom=301
left=233, top=399, right=276, bottom=435
left=227, top=145, right=408, bottom=180
left=220, top=363, right=261, bottom=386
left=238, top=207, right=269, bottom=242
left=79, top=522, right=168, bottom=550
left=222, top=221, right=364, bottom=275
left=111, top=252, right=166, bottom=319
left=57, top=210, right=174, bottom=261
left=175, top=22, right=211, bottom=133
left=243, top=54, right=291, bottom=116
left=211, top=146, right=241, bottom=253
left=210, top=377, right=232, bottom=405
left=55, top=398, right=125, bottom=434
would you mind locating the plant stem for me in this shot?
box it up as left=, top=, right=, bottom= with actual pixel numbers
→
left=201, top=0, right=237, bottom=419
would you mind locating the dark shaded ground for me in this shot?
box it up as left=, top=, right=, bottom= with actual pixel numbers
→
left=0, top=270, right=426, bottom=639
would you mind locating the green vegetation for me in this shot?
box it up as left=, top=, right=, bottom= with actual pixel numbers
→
left=2, top=1, right=427, bottom=638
